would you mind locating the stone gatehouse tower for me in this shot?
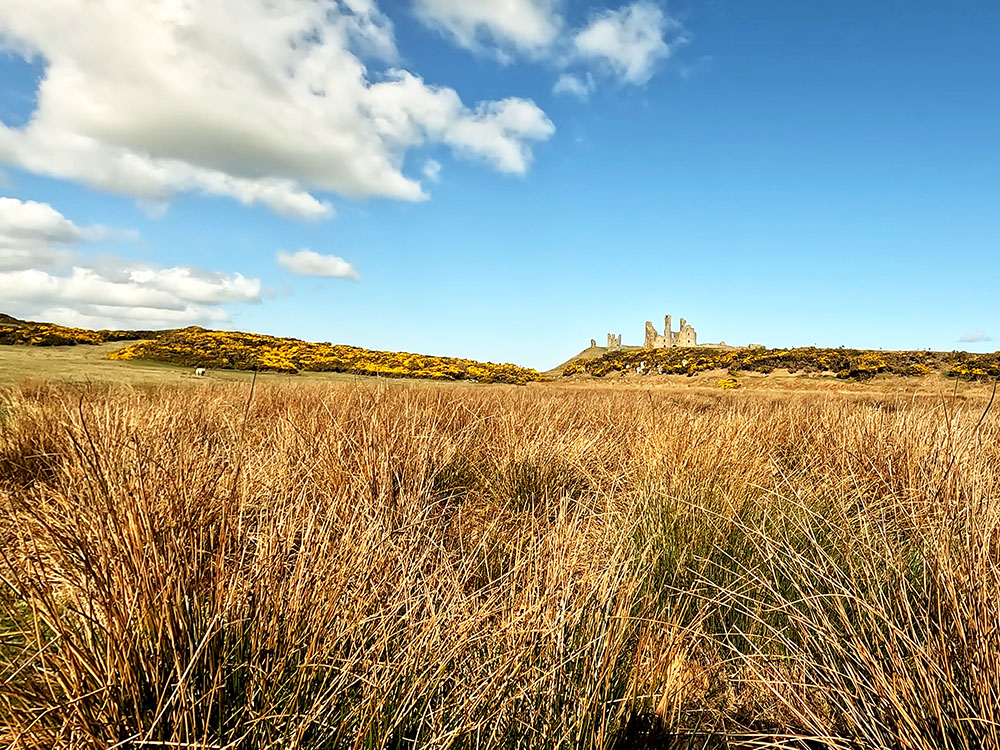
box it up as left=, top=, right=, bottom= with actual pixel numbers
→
left=644, top=315, right=697, bottom=349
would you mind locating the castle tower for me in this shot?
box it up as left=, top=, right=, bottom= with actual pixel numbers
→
left=664, top=315, right=672, bottom=345
left=678, top=319, right=697, bottom=346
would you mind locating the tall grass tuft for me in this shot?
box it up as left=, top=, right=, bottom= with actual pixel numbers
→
left=1, top=380, right=998, bottom=748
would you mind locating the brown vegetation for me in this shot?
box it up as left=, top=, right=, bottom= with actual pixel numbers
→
left=1, top=380, right=999, bottom=748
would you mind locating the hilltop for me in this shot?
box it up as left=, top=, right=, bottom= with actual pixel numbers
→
left=557, top=343, right=1000, bottom=382
left=4, top=313, right=998, bottom=385
left=0, top=315, right=541, bottom=385
left=0, top=315, right=162, bottom=346
left=110, top=328, right=541, bottom=384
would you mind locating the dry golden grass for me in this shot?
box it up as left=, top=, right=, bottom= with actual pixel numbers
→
left=1, top=379, right=998, bottom=748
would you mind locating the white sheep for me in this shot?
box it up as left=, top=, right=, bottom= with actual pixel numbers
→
left=195, top=367, right=206, bottom=377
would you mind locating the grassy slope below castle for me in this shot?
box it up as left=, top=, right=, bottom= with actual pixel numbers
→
left=5, top=313, right=998, bottom=386
left=560, top=344, right=1000, bottom=381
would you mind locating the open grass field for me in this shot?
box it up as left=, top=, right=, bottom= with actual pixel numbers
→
left=0, top=341, right=992, bottom=401
left=2, top=368, right=999, bottom=748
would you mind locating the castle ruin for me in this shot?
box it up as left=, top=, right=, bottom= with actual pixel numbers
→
left=598, top=314, right=754, bottom=353
left=604, top=314, right=700, bottom=352
left=644, top=315, right=697, bottom=348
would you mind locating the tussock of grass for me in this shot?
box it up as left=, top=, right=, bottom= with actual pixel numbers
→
left=1, top=381, right=998, bottom=748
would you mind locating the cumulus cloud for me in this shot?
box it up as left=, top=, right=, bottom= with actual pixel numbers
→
left=367, top=70, right=554, bottom=174
left=412, top=0, right=562, bottom=56
left=959, top=331, right=993, bottom=343
left=552, top=73, right=595, bottom=99
left=0, top=0, right=554, bottom=219
left=412, top=1, right=682, bottom=90
left=277, top=249, right=359, bottom=280
left=573, top=2, right=674, bottom=84
left=0, top=195, right=114, bottom=270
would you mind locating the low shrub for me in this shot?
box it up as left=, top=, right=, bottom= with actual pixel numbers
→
left=567, top=346, right=1000, bottom=382
left=109, top=327, right=543, bottom=384
left=0, top=320, right=155, bottom=346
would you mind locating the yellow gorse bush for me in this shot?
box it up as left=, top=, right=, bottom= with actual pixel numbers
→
left=109, top=327, right=543, bottom=384
left=0, top=321, right=150, bottom=346
left=567, top=346, right=1000, bottom=382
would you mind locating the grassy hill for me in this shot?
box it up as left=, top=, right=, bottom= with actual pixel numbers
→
left=0, top=315, right=541, bottom=385
left=0, top=315, right=159, bottom=346
left=110, top=328, right=542, bottom=384
left=559, top=344, right=1000, bottom=381
left=6, top=312, right=997, bottom=385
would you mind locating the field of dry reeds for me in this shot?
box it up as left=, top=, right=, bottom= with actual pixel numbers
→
left=1, top=379, right=998, bottom=749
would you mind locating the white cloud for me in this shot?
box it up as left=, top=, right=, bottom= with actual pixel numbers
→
left=412, top=0, right=562, bottom=56
left=0, top=195, right=111, bottom=270
left=552, top=73, right=595, bottom=99
left=367, top=70, right=554, bottom=174
left=0, top=196, right=261, bottom=327
left=35, top=304, right=230, bottom=330
left=277, top=249, right=359, bottom=280
left=422, top=159, right=442, bottom=182
left=959, top=332, right=993, bottom=343
left=412, top=1, right=681, bottom=90
left=0, top=265, right=262, bottom=329
left=574, top=2, right=674, bottom=85
left=0, top=0, right=554, bottom=219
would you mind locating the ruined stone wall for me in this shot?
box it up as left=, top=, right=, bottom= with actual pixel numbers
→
left=644, top=321, right=667, bottom=349
left=596, top=315, right=704, bottom=352
left=677, top=318, right=697, bottom=347
left=643, top=314, right=697, bottom=349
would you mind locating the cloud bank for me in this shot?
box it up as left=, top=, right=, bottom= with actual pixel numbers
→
left=0, top=196, right=109, bottom=270
left=0, top=196, right=261, bottom=328
left=0, top=0, right=554, bottom=218
left=959, top=331, right=993, bottom=344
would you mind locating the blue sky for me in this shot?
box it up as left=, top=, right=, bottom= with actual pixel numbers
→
left=0, top=0, right=998, bottom=369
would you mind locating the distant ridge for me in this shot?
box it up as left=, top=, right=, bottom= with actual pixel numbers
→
left=0, top=315, right=160, bottom=346
left=556, top=344, right=999, bottom=382
left=0, top=316, right=543, bottom=384
left=110, top=328, right=542, bottom=383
